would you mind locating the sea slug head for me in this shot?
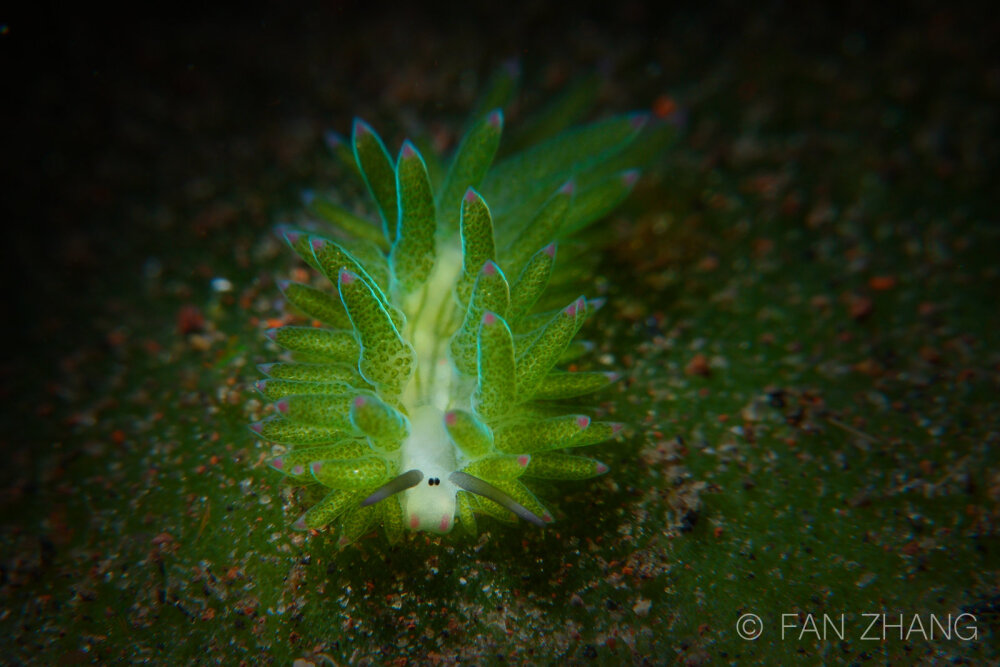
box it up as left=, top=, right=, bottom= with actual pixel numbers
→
left=404, top=472, right=457, bottom=534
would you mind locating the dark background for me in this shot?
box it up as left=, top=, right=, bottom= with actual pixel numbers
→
left=5, top=2, right=995, bottom=349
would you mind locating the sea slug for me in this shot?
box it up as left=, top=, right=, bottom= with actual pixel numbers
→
left=250, top=76, right=672, bottom=547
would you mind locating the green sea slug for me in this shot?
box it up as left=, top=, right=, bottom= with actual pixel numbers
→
left=250, top=74, right=674, bottom=547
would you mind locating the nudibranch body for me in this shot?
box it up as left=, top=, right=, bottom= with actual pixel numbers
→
left=250, top=90, right=673, bottom=547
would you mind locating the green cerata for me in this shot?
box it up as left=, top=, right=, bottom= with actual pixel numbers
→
left=249, top=69, right=676, bottom=547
